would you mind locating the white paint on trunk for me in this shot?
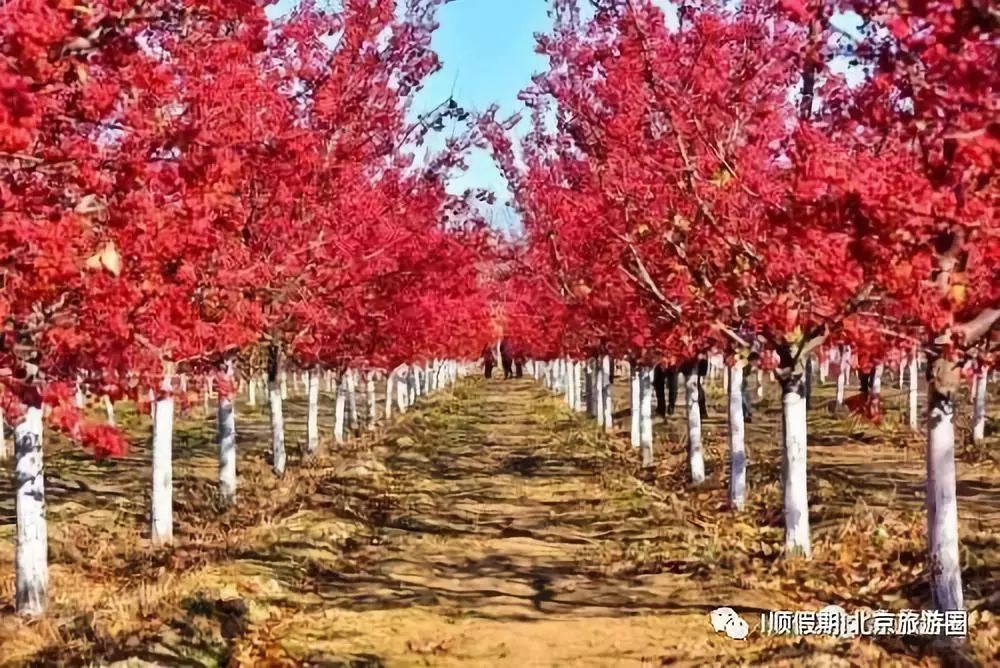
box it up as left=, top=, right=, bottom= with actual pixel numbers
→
left=909, top=355, right=920, bottom=431
left=630, top=365, right=641, bottom=448
left=151, top=379, right=174, bottom=546
left=104, top=395, right=116, bottom=426
left=247, top=375, right=256, bottom=406
left=756, top=369, right=764, bottom=399
left=217, top=389, right=237, bottom=506
left=367, top=371, right=377, bottom=429
left=384, top=371, right=394, bottom=420
left=728, top=364, right=747, bottom=511
left=972, top=368, right=987, bottom=444
left=407, top=368, right=417, bottom=405
left=926, top=388, right=963, bottom=611
left=15, top=406, right=46, bottom=615
left=639, top=367, right=654, bottom=467
left=268, top=379, right=285, bottom=476
left=586, top=360, right=596, bottom=416
left=781, top=380, right=811, bottom=558
left=0, top=413, right=9, bottom=460
left=334, top=373, right=348, bottom=445
left=346, top=370, right=359, bottom=433
left=595, top=358, right=606, bottom=426
left=872, top=363, right=883, bottom=396
left=279, top=370, right=288, bottom=400
left=306, top=368, right=320, bottom=454
left=685, top=372, right=705, bottom=484
left=601, top=355, right=613, bottom=433
left=396, top=368, right=408, bottom=413
left=835, top=364, right=846, bottom=409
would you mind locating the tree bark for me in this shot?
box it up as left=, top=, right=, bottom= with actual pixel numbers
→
left=909, top=354, right=920, bottom=431
left=926, top=383, right=963, bottom=611
left=367, top=371, right=378, bottom=430
left=218, top=363, right=237, bottom=506
left=601, top=355, right=613, bottom=433
left=781, top=376, right=811, bottom=558
left=972, top=367, right=987, bottom=444
left=104, top=395, right=116, bottom=426
left=729, top=363, right=747, bottom=511
left=685, top=370, right=705, bottom=484
left=334, top=372, right=348, bottom=445
left=306, top=367, right=320, bottom=454
left=630, top=363, right=641, bottom=449
left=268, top=344, right=286, bottom=476
left=14, top=405, right=47, bottom=615
left=640, top=367, right=654, bottom=467
left=152, top=376, right=174, bottom=546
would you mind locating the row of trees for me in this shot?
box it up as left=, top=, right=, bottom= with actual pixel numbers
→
left=1, top=0, right=494, bottom=616
left=488, top=0, right=996, bottom=616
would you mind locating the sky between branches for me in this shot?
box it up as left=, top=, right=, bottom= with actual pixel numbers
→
left=267, top=0, right=865, bottom=237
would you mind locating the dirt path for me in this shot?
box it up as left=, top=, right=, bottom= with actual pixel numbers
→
left=1, top=375, right=997, bottom=666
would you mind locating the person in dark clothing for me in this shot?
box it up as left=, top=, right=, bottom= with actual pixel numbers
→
left=653, top=363, right=679, bottom=418
left=514, top=356, right=524, bottom=378
left=482, top=346, right=495, bottom=379
left=499, top=338, right=514, bottom=380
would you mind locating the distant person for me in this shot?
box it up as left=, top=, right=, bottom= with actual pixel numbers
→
left=500, top=338, right=514, bottom=380
left=653, top=363, right=679, bottom=418
left=482, top=345, right=495, bottom=379
left=514, top=353, right=525, bottom=378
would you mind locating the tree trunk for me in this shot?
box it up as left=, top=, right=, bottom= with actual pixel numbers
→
left=781, top=376, right=811, bottom=558
left=347, top=369, right=360, bottom=434
left=334, top=373, right=348, bottom=445
left=247, top=374, right=256, bottom=406
left=685, top=371, right=705, bottom=484
left=729, top=364, right=748, bottom=511
left=397, top=367, right=408, bottom=413
left=268, top=345, right=286, bottom=476
left=104, top=395, right=116, bottom=426
left=151, top=376, right=174, bottom=546
left=595, top=358, right=606, bottom=427
left=0, top=413, right=9, bottom=460
left=384, top=371, right=394, bottom=420
left=630, top=364, right=641, bottom=448
left=367, top=371, right=378, bottom=430
left=306, top=368, right=320, bottom=455
left=640, top=367, right=654, bottom=467
left=14, top=406, right=47, bottom=615
left=586, top=360, right=597, bottom=416
left=909, top=354, right=920, bottom=431
left=407, top=368, right=417, bottom=405
left=835, top=361, right=847, bottom=410
left=972, top=367, right=987, bottom=444
left=601, top=355, right=613, bottom=433
left=926, top=383, right=963, bottom=611
left=217, top=366, right=237, bottom=506
left=279, top=370, right=288, bottom=400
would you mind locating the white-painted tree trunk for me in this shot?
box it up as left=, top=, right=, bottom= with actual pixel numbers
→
left=586, top=360, right=596, bottom=416
left=104, top=395, right=116, bottom=426
left=926, top=387, right=963, bottom=611
left=407, top=368, right=417, bottom=405
left=685, top=372, right=705, bottom=484
left=972, top=367, right=987, bottom=444
left=872, top=363, right=883, bottom=396
left=75, top=379, right=86, bottom=409
left=384, top=371, right=394, bottom=420
left=306, top=368, right=320, bottom=455
left=280, top=370, right=288, bottom=400
left=781, top=378, right=811, bottom=558
left=601, top=355, right=613, bottom=433
left=346, top=370, right=359, bottom=434
left=640, top=367, right=654, bottom=467
left=574, top=361, right=584, bottom=412
left=756, top=368, right=764, bottom=399
left=630, top=365, right=641, bottom=448
left=247, top=374, right=256, bottom=406
left=334, top=373, right=348, bottom=445
left=268, top=360, right=286, bottom=477
left=14, top=406, right=46, bottom=615
left=835, top=362, right=847, bottom=409
left=367, top=371, right=378, bottom=430
left=595, top=358, right=606, bottom=427
left=397, top=368, right=409, bottom=413
left=0, top=413, right=9, bottom=460
left=909, top=355, right=920, bottom=431
left=151, top=377, right=174, bottom=546
left=728, top=364, right=747, bottom=511
left=217, top=377, right=237, bottom=506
